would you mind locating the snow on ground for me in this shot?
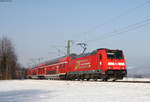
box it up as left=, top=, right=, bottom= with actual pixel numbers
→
left=0, top=79, right=150, bottom=102
left=122, top=77, right=150, bottom=81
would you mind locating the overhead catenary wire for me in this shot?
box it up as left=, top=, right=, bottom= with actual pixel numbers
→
left=73, top=17, right=150, bottom=52
left=49, top=0, right=150, bottom=53
left=82, top=0, right=150, bottom=36
left=86, top=17, right=150, bottom=43
left=32, top=0, right=150, bottom=62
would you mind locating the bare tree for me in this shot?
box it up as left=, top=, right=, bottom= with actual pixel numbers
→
left=0, top=36, right=18, bottom=80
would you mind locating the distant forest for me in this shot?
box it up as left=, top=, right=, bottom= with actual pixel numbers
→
left=0, top=36, right=25, bottom=80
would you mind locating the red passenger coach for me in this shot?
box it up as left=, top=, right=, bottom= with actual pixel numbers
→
left=27, top=48, right=127, bottom=81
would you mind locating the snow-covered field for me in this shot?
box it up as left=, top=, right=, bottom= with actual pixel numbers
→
left=0, top=79, right=150, bottom=102
left=119, top=77, right=150, bottom=81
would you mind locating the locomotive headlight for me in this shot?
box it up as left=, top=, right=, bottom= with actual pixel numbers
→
left=118, top=63, right=125, bottom=65
left=108, top=62, right=115, bottom=65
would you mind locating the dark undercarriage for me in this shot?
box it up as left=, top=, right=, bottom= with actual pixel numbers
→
left=28, top=70, right=127, bottom=81
left=60, top=70, right=127, bottom=81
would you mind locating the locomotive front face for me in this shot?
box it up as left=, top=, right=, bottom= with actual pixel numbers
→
left=105, top=50, right=127, bottom=79
left=106, top=50, right=126, bottom=69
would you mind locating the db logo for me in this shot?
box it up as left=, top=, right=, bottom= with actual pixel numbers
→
left=75, top=61, right=80, bottom=69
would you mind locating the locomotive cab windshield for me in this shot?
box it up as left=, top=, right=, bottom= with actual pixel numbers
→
left=106, top=50, right=124, bottom=59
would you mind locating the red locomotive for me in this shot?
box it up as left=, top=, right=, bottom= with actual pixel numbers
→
left=27, top=48, right=127, bottom=81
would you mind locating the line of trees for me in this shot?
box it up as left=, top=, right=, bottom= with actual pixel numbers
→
left=0, top=36, right=25, bottom=80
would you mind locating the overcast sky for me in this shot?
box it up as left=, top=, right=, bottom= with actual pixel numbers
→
left=0, top=0, right=150, bottom=68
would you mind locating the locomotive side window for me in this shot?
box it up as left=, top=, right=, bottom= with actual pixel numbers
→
left=107, top=50, right=123, bottom=59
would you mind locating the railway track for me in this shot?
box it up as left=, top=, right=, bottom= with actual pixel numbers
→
left=79, top=78, right=150, bottom=83
left=52, top=79, right=150, bottom=83
left=63, top=79, right=150, bottom=83
left=112, top=81, right=150, bottom=83
left=30, top=78, right=150, bottom=83
left=90, top=79, right=150, bottom=83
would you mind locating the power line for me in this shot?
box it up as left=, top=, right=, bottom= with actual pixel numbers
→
left=86, top=17, right=150, bottom=43
left=49, top=1, right=150, bottom=54
left=46, top=1, right=150, bottom=56
left=83, top=0, right=150, bottom=35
